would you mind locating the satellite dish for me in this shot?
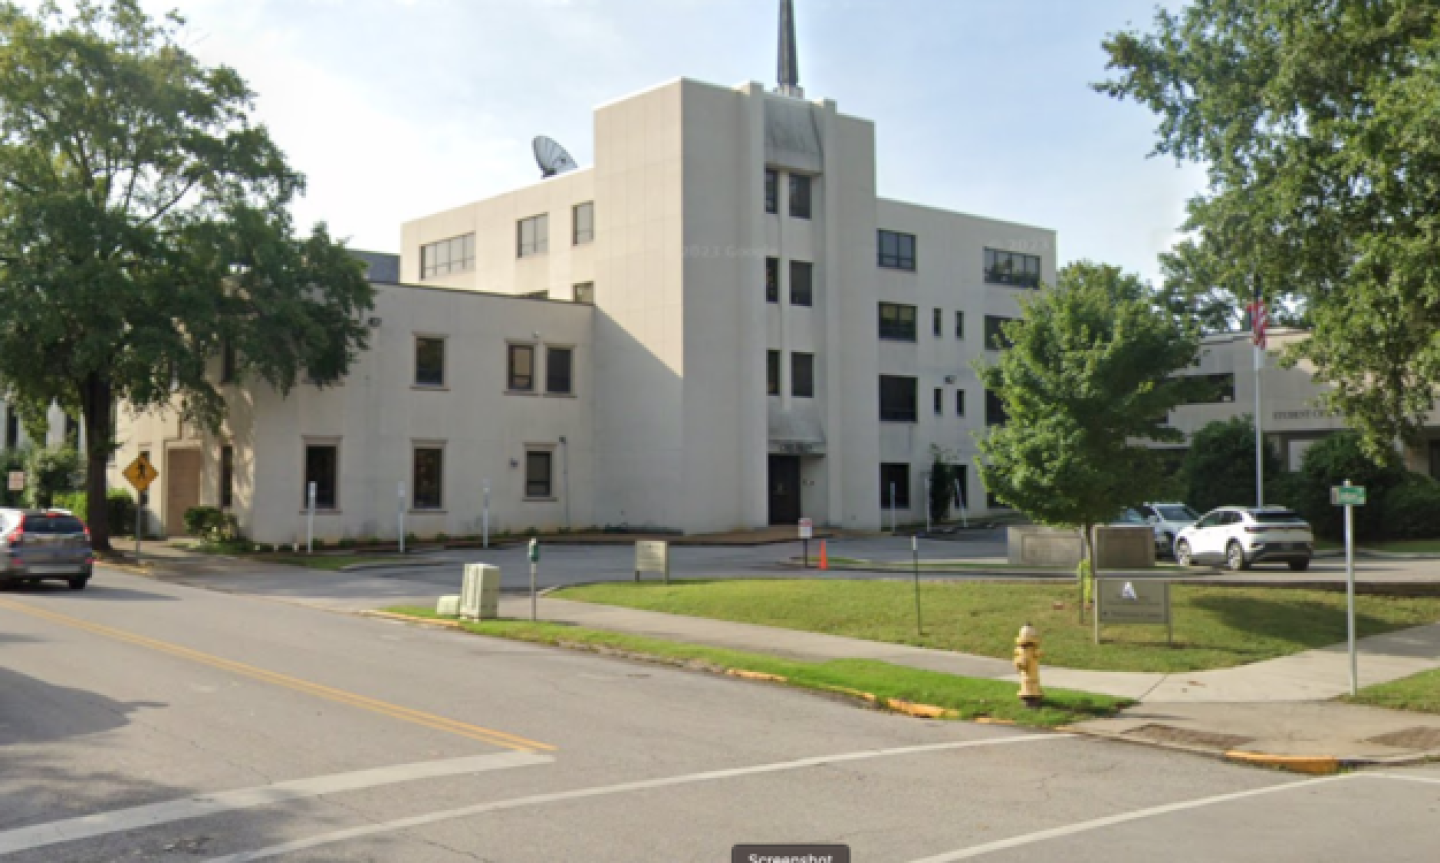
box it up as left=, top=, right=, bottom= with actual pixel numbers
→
left=533, top=136, right=578, bottom=178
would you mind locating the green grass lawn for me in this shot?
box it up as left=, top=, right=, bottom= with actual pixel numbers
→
left=816, top=557, right=1186, bottom=572
left=267, top=554, right=401, bottom=571
left=554, top=580, right=1440, bottom=673
left=1345, top=668, right=1440, bottom=715
left=383, top=607, right=1129, bottom=728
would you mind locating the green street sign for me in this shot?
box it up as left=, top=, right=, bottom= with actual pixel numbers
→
left=528, top=539, right=540, bottom=563
left=1331, top=486, right=1367, bottom=506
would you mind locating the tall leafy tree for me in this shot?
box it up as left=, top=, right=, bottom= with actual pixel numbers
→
left=0, top=1, right=374, bottom=550
left=976, top=262, right=1202, bottom=584
left=1097, top=0, right=1440, bottom=462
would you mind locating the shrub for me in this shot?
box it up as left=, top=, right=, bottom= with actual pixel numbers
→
left=24, top=446, right=83, bottom=508
left=183, top=506, right=240, bottom=542
left=1181, top=417, right=1282, bottom=514
left=1383, top=474, right=1440, bottom=540
left=1295, top=432, right=1405, bottom=540
left=41, top=488, right=136, bottom=534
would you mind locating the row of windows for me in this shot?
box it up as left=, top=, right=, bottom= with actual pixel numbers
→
left=764, top=169, right=812, bottom=219
left=410, top=337, right=574, bottom=395
left=879, top=376, right=1007, bottom=425
left=984, top=248, right=1042, bottom=288
left=877, top=304, right=1013, bottom=349
left=765, top=258, right=814, bottom=306
left=419, top=203, right=596, bottom=279
left=301, top=443, right=557, bottom=512
left=766, top=350, right=814, bottom=398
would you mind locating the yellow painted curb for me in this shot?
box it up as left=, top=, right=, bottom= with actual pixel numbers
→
left=884, top=698, right=956, bottom=720
left=363, top=611, right=462, bottom=629
left=818, top=685, right=878, bottom=702
left=1223, top=751, right=1341, bottom=775
left=725, top=669, right=787, bottom=683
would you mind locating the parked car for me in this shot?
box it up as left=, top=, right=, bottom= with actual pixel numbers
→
left=1137, top=502, right=1201, bottom=557
left=1174, top=506, right=1313, bottom=572
left=0, top=509, right=94, bottom=590
left=1112, top=507, right=1171, bottom=556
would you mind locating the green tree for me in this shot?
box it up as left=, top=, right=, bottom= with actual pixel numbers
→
left=1097, top=0, right=1440, bottom=464
left=1180, top=416, right=1282, bottom=514
left=976, top=262, right=1202, bottom=589
left=0, top=1, right=374, bottom=550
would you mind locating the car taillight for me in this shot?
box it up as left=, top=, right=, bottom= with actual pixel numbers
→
left=8, top=515, right=25, bottom=546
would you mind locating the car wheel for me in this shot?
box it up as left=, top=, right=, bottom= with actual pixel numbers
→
left=1174, top=539, right=1193, bottom=566
left=1288, top=558, right=1311, bottom=572
left=1225, top=541, right=1250, bottom=572
left=67, top=578, right=88, bottom=591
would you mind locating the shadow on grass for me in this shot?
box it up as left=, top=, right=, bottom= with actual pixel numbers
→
left=1186, top=593, right=1393, bottom=649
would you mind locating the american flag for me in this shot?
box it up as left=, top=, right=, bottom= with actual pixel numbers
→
left=1246, top=290, right=1268, bottom=349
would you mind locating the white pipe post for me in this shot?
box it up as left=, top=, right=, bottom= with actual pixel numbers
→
left=560, top=437, right=570, bottom=532
left=1255, top=341, right=1265, bottom=508
left=889, top=482, right=897, bottom=534
left=397, top=481, right=406, bottom=554
left=306, top=481, right=316, bottom=554
left=954, top=479, right=968, bottom=529
left=924, top=471, right=932, bottom=535
left=482, top=480, right=491, bottom=549
left=1345, top=479, right=1357, bottom=697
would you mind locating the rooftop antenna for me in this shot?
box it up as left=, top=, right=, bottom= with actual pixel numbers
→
left=776, top=0, right=803, bottom=97
left=532, top=136, right=578, bottom=179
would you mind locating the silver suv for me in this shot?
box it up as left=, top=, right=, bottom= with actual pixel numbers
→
left=1174, top=506, right=1314, bottom=572
left=0, top=509, right=95, bottom=590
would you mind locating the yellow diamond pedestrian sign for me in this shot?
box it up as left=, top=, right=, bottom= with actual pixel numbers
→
left=123, top=454, right=159, bottom=493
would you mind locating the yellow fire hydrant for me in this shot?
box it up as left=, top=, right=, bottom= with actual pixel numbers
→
left=1014, top=623, right=1044, bottom=708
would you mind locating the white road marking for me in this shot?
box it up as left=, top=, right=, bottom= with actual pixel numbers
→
left=0, top=751, right=552, bottom=857
left=205, top=733, right=1071, bottom=863
left=906, top=774, right=1355, bottom=861
left=1366, top=772, right=1440, bottom=787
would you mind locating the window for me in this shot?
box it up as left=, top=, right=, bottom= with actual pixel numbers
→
left=221, top=339, right=236, bottom=384
left=415, top=336, right=445, bottom=387
left=220, top=446, right=234, bottom=509
left=878, top=230, right=916, bottom=270
left=956, top=311, right=965, bottom=339
left=573, top=282, right=595, bottom=304
left=985, top=389, right=1008, bottom=427
left=766, top=257, right=779, bottom=303
left=526, top=450, right=553, bottom=498
left=789, top=174, right=811, bottom=219
left=984, top=315, right=1015, bottom=351
left=956, top=390, right=966, bottom=417
left=954, top=465, right=969, bottom=508
left=879, top=375, right=917, bottom=422
left=933, top=308, right=942, bottom=337
left=1180, top=373, right=1237, bottom=404
left=508, top=344, right=535, bottom=391
left=878, top=303, right=917, bottom=341
left=880, top=464, right=911, bottom=508
left=573, top=202, right=594, bottom=245
left=413, top=447, right=443, bottom=510
left=790, top=261, right=813, bottom=306
left=765, top=169, right=778, bottom=214
left=420, top=233, right=475, bottom=279
left=547, top=346, right=573, bottom=394
left=792, top=353, right=814, bottom=398
left=934, top=388, right=943, bottom=415
left=984, top=248, right=1042, bottom=288
left=517, top=214, right=549, bottom=258
left=5, top=412, right=18, bottom=449
left=304, top=445, right=337, bottom=510
left=767, top=350, right=781, bottom=396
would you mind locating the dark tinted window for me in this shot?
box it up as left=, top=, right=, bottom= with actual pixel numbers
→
left=878, top=303, right=917, bottom=341
left=765, top=258, right=779, bottom=303
left=790, top=261, right=813, bottom=306
left=879, top=376, right=917, bottom=422
left=29, top=515, right=85, bottom=534
left=880, top=463, right=910, bottom=508
left=792, top=353, right=814, bottom=398
left=878, top=231, right=916, bottom=270
left=547, top=347, right=573, bottom=394
left=305, top=446, right=338, bottom=509
left=1252, top=511, right=1306, bottom=524
left=789, top=174, right=811, bottom=219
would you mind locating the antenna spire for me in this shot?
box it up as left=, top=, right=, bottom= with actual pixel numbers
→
left=777, top=0, right=803, bottom=97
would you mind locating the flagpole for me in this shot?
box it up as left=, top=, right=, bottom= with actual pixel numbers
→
left=1255, top=338, right=1264, bottom=508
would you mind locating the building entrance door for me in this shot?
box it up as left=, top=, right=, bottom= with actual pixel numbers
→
left=164, top=449, right=202, bottom=536
left=768, top=455, right=801, bottom=525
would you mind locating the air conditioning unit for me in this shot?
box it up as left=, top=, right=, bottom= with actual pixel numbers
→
left=944, top=375, right=957, bottom=384
left=460, top=563, right=501, bottom=620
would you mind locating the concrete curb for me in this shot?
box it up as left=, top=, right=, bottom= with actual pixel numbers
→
left=339, top=558, right=447, bottom=572
left=1068, top=725, right=1440, bottom=774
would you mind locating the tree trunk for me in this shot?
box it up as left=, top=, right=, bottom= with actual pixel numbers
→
left=78, top=374, right=114, bottom=553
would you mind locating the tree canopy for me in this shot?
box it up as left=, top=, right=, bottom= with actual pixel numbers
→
left=0, top=1, right=374, bottom=548
left=975, top=262, right=1203, bottom=569
left=1097, top=0, right=1440, bottom=462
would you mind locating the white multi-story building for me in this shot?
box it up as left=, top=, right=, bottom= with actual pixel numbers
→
left=110, top=3, right=1058, bottom=543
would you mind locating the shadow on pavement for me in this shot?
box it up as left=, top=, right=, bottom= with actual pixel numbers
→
left=0, top=582, right=179, bottom=602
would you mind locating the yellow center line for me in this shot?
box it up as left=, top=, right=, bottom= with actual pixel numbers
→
left=0, top=597, right=555, bottom=753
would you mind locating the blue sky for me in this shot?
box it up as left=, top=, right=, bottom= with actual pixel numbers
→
left=145, top=0, right=1203, bottom=283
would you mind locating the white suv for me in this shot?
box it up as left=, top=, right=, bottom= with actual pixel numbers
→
left=1174, top=507, right=1314, bottom=572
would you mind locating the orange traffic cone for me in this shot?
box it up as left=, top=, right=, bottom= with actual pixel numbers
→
left=819, top=540, right=829, bottom=571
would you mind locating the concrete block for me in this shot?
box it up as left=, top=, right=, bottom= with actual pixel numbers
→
left=436, top=595, right=461, bottom=617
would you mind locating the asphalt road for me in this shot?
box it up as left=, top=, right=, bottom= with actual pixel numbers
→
left=2, top=570, right=1439, bottom=862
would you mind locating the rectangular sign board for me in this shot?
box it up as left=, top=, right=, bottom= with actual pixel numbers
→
left=6, top=471, right=22, bottom=492
left=1097, top=579, right=1171, bottom=625
left=635, top=540, right=670, bottom=577
left=798, top=518, right=813, bottom=540
left=1331, top=486, right=1367, bottom=506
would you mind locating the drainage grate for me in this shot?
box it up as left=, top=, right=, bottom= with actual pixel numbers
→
left=1364, top=727, right=1440, bottom=750
left=1123, top=723, right=1253, bottom=751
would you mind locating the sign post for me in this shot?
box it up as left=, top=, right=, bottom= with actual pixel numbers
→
left=397, top=482, right=406, bottom=554
left=798, top=518, right=813, bottom=568
left=528, top=538, right=540, bottom=621
left=122, top=454, right=159, bottom=557
left=482, top=479, right=491, bottom=549
left=1332, top=481, right=1366, bottom=696
left=911, top=534, right=923, bottom=636
left=306, top=482, right=316, bottom=554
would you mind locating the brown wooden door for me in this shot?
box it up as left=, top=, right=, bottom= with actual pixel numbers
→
left=164, top=449, right=203, bottom=536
